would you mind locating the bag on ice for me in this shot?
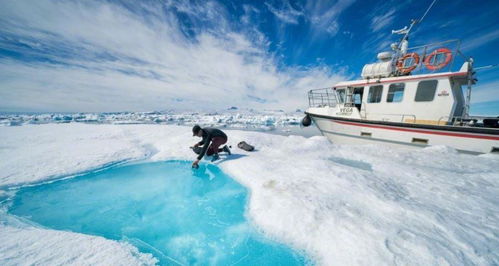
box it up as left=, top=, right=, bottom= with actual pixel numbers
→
left=237, top=141, right=254, bottom=152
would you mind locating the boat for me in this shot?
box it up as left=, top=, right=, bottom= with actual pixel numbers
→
left=301, top=14, right=499, bottom=154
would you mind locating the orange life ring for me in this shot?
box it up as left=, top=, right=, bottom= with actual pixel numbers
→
left=424, top=48, right=452, bottom=71
left=396, top=52, right=420, bottom=74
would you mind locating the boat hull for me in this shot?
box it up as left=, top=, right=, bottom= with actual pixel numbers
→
left=308, top=113, right=499, bottom=154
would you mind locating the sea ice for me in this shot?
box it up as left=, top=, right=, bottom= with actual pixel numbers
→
left=0, top=109, right=304, bottom=130
left=0, top=224, right=157, bottom=266
left=0, top=123, right=498, bottom=265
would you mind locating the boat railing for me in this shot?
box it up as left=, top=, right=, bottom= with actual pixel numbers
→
left=401, top=114, right=417, bottom=123
left=437, top=116, right=453, bottom=125
left=392, top=39, right=468, bottom=76
left=308, top=88, right=339, bottom=107
left=375, top=113, right=417, bottom=123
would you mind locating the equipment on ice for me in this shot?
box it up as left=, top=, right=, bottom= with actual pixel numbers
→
left=237, top=141, right=255, bottom=152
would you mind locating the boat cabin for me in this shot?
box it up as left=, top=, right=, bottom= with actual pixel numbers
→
left=307, top=39, right=476, bottom=127
left=332, top=69, right=468, bottom=125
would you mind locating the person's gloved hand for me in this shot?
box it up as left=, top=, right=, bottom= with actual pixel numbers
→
left=192, top=159, right=200, bottom=169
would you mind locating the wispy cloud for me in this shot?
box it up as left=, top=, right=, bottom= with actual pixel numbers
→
left=305, top=0, right=356, bottom=37
left=360, top=31, right=392, bottom=56
left=265, top=1, right=304, bottom=24
left=461, top=28, right=499, bottom=52
left=0, top=0, right=346, bottom=112
left=370, top=8, right=396, bottom=32
left=241, top=4, right=260, bottom=25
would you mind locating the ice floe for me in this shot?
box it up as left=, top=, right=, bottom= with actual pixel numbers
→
left=0, top=109, right=303, bottom=130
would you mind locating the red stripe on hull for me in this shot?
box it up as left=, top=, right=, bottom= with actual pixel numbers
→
left=333, top=120, right=499, bottom=141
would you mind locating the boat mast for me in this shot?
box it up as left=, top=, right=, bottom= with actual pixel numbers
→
left=391, top=0, right=438, bottom=64
left=464, top=58, right=474, bottom=119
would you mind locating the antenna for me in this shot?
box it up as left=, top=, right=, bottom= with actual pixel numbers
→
left=391, top=0, right=438, bottom=54
left=474, top=64, right=499, bottom=71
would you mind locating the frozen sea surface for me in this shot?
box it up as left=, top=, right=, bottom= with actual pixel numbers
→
left=1, top=124, right=498, bottom=265
left=8, top=161, right=308, bottom=265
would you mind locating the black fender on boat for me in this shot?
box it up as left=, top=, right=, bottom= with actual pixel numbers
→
left=301, top=114, right=312, bottom=127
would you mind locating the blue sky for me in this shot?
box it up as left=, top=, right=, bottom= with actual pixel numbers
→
left=1, top=0, right=498, bottom=114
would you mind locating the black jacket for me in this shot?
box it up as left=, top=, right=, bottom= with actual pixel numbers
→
left=197, top=128, right=227, bottom=160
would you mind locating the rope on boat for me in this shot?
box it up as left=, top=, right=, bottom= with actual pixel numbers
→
left=418, top=0, right=438, bottom=24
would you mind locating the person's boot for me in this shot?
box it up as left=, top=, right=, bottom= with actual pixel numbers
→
left=211, top=153, right=220, bottom=162
left=222, top=145, right=231, bottom=155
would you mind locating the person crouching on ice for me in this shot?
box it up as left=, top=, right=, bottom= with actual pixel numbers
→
left=191, top=125, right=231, bottom=168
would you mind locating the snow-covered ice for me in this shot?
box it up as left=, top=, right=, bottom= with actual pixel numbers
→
left=0, top=109, right=303, bottom=130
left=1, top=123, right=498, bottom=265
left=0, top=224, right=157, bottom=266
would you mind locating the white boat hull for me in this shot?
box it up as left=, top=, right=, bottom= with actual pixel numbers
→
left=310, top=115, right=499, bottom=154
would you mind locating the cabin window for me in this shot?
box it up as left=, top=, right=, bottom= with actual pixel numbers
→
left=336, top=89, right=346, bottom=103
left=415, top=80, right=438, bottom=102
left=367, top=85, right=383, bottom=103
left=387, top=83, right=405, bottom=102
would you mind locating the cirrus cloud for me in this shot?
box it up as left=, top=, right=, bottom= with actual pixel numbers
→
left=0, top=0, right=347, bottom=112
